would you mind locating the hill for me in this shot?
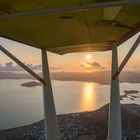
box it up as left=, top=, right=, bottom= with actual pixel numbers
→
left=0, top=104, right=140, bottom=140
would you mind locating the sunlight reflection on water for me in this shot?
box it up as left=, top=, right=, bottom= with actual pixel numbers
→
left=80, top=83, right=98, bottom=111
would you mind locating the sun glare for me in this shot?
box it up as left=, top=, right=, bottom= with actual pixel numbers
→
left=85, top=54, right=92, bottom=61
left=85, top=83, right=94, bottom=95
left=79, top=83, right=97, bottom=111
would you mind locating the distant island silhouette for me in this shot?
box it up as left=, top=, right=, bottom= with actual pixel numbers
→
left=120, top=90, right=140, bottom=101
left=21, top=81, right=42, bottom=87
left=0, top=71, right=140, bottom=85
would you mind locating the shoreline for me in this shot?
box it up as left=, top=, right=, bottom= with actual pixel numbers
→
left=1, top=71, right=140, bottom=85
left=0, top=103, right=140, bottom=140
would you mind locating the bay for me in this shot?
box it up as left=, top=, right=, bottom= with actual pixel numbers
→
left=0, top=79, right=140, bottom=130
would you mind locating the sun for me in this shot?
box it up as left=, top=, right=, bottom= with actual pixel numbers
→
left=85, top=54, right=92, bottom=61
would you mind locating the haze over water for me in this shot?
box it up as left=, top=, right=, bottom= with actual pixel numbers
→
left=0, top=79, right=140, bottom=131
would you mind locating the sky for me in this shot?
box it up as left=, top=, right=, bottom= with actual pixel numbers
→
left=0, top=32, right=139, bottom=73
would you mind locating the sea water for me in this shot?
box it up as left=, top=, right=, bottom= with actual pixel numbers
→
left=0, top=79, right=140, bottom=130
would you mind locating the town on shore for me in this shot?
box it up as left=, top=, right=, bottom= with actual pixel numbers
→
left=0, top=103, right=140, bottom=140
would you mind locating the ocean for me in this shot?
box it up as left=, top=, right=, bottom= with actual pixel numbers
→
left=0, top=79, right=140, bottom=130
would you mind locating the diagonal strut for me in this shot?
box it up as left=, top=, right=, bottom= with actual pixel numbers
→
left=0, top=45, right=45, bottom=85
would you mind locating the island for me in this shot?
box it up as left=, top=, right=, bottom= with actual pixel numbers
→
left=120, top=90, right=140, bottom=101
left=21, top=81, right=42, bottom=87
left=124, top=90, right=139, bottom=94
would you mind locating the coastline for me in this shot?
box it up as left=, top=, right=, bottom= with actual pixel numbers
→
left=1, top=71, right=140, bottom=85
left=0, top=103, right=140, bottom=140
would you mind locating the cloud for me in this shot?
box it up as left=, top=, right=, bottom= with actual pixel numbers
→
left=0, top=62, right=19, bottom=71
left=87, top=62, right=105, bottom=69
left=26, top=64, right=42, bottom=70
left=81, top=61, right=105, bottom=70
left=0, top=62, right=42, bottom=72
left=80, top=63, right=92, bottom=69
left=0, top=62, right=63, bottom=72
